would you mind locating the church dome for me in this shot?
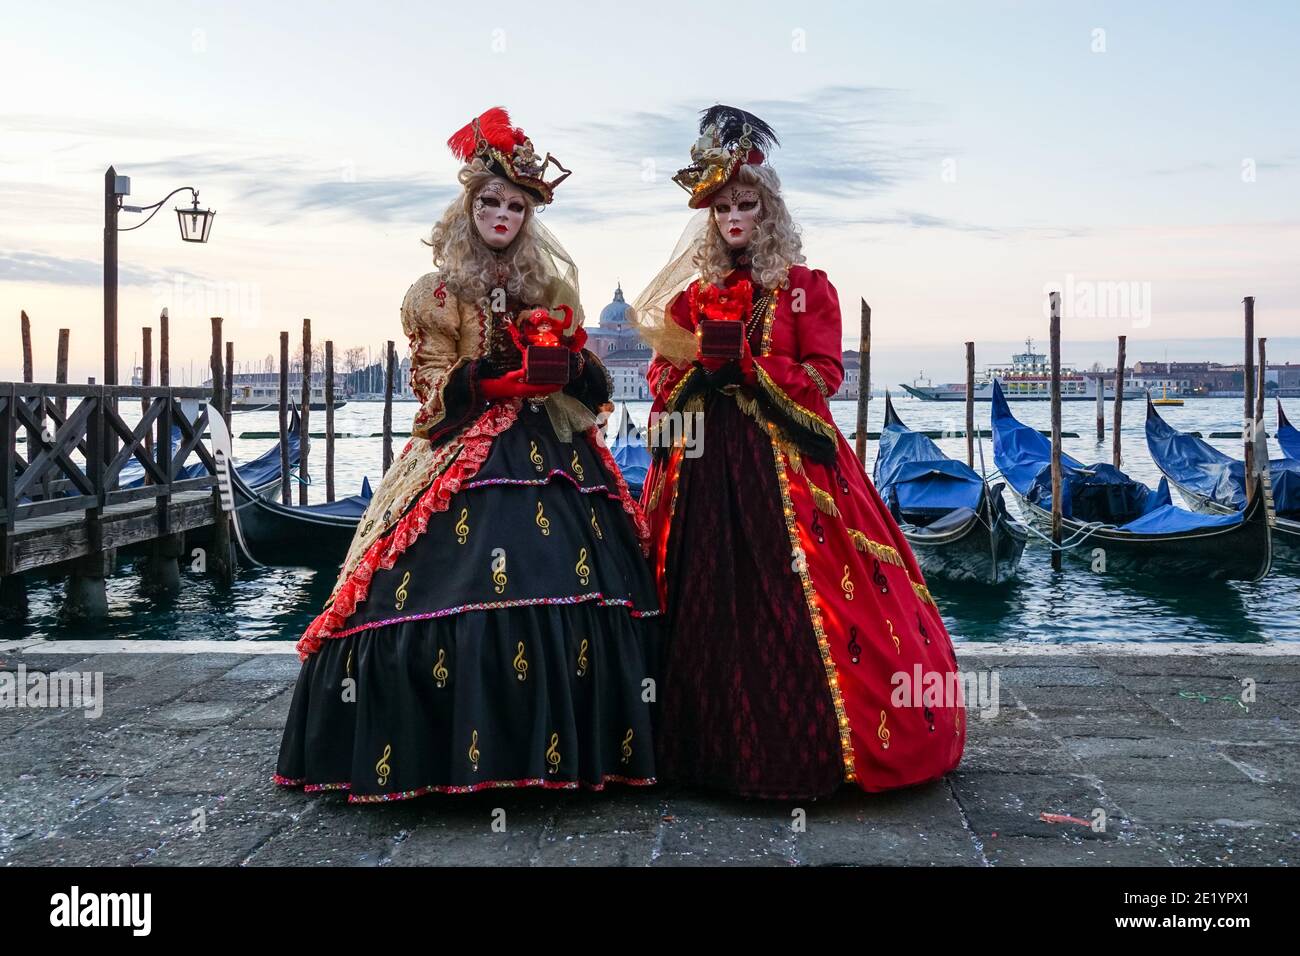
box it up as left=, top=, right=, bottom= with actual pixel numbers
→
left=599, top=283, right=631, bottom=331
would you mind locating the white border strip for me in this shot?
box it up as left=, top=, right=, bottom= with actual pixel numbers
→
left=1, top=639, right=1298, bottom=657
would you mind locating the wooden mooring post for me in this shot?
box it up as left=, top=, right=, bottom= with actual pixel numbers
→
left=854, top=298, right=871, bottom=466
left=279, top=331, right=290, bottom=506
left=299, top=319, right=311, bottom=506
left=1112, top=335, right=1126, bottom=469
left=383, top=339, right=395, bottom=473
left=1049, top=292, right=1063, bottom=572
left=208, top=316, right=234, bottom=585
left=965, top=341, right=975, bottom=467
left=325, top=340, right=335, bottom=502
left=1243, top=296, right=1256, bottom=502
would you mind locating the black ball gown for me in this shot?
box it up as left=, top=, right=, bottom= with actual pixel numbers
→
left=274, top=279, right=662, bottom=803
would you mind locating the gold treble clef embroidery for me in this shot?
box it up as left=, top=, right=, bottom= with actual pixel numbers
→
left=576, top=638, right=589, bottom=677
left=468, top=730, right=480, bottom=771
left=395, top=570, right=411, bottom=610
left=877, top=710, right=891, bottom=750
left=455, top=507, right=470, bottom=545
left=620, top=729, right=634, bottom=765
left=376, top=744, right=392, bottom=786
left=545, top=733, right=561, bottom=774
left=535, top=499, right=551, bottom=536
left=570, top=449, right=585, bottom=481
left=575, top=547, right=590, bottom=586
left=529, top=440, right=544, bottom=473
left=590, top=507, right=603, bottom=539
left=513, top=641, right=529, bottom=682
left=491, top=548, right=507, bottom=594
left=432, top=648, right=448, bottom=688
left=841, top=564, right=855, bottom=601
left=887, top=618, right=899, bottom=654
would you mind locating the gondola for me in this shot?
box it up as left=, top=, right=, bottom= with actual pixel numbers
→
left=1145, top=396, right=1299, bottom=559
left=176, top=406, right=303, bottom=548
left=873, top=392, right=1027, bottom=584
left=1278, top=400, right=1300, bottom=461
left=608, top=405, right=651, bottom=500
left=224, top=460, right=373, bottom=569
left=991, top=379, right=1272, bottom=582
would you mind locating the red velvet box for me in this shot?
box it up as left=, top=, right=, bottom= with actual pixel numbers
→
left=698, top=319, right=745, bottom=359
left=523, top=345, right=571, bottom=385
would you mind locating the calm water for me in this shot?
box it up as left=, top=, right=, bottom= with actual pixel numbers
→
left=6, top=396, right=1298, bottom=644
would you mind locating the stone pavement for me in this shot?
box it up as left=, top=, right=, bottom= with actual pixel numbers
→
left=1, top=642, right=1297, bottom=866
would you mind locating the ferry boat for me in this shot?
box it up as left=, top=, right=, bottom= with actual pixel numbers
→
left=207, top=372, right=350, bottom=411
left=898, top=338, right=1146, bottom=402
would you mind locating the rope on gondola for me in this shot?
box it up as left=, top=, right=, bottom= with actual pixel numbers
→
left=1017, top=518, right=1111, bottom=552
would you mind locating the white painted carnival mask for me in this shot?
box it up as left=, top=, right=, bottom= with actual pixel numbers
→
left=711, top=184, right=762, bottom=250
left=472, top=177, right=529, bottom=249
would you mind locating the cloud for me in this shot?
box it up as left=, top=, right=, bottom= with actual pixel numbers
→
left=111, top=154, right=462, bottom=226
left=1, top=85, right=968, bottom=238
left=0, top=249, right=200, bottom=287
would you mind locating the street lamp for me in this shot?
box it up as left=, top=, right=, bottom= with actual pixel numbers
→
left=103, top=165, right=215, bottom=386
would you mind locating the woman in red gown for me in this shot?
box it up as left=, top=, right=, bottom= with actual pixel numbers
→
left=635, top=106, right=965, bottom=800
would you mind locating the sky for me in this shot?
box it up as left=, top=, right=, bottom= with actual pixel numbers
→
left=2, top=0, right=1298, bottom=389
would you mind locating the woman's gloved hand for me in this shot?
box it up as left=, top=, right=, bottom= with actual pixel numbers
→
left=480, top=368, right=562, bottom=401
left=697, top=337, right=757, bottom=388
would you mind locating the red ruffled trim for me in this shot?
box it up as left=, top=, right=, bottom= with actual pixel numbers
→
left=584, top=425, right=651, bottom=556
left=296, top=401, right=519, bottom=659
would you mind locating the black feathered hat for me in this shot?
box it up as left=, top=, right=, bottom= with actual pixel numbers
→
left=672, top=104, right=779, bottom=208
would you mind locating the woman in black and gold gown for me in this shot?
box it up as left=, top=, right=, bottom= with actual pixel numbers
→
left=274, top=108, right=661, bottom=802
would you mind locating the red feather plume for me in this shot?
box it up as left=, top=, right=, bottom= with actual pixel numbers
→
left=447, top=106, right=520, bottom=161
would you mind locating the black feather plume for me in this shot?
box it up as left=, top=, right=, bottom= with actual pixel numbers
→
left=698, top=104, right=779, bottom=154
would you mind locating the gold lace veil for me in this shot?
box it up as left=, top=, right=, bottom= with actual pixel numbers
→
left=627, top=209, right=712, bottom=369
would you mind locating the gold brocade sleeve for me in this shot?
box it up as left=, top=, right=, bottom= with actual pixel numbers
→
left=401, top=272, right=470, bottom=440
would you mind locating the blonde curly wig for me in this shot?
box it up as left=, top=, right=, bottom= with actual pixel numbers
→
left=422, top=159, right=554, bottom=310
left=693, top=163, right=805, bottom=291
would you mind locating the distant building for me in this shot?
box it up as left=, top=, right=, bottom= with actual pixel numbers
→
left=582, top=284, right=882, bottom=402
left=588, top=283, right=653, bottom=400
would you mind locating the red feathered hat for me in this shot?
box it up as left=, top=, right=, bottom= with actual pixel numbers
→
left=447, top=107, right=571, bottom=205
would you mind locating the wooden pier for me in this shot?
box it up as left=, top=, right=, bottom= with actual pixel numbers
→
left=0, top=382, right=228, bottom=624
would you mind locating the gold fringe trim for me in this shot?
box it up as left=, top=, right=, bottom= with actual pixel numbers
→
left=734, top=391, right=807, bottom=467
left=754, top=365, right=837, bottom=443
left=645, top=467, right=668, bottom=513
left=912, top=580, right=937, bottom=608
left=664, top=366, right=699, bottom=412
left=847, top=528, right=906, bottom=568
left=783, top=442, right=805, bottom=476
left=809, top=481, right=841, bottom=518
left=767, top=422, right=857, bottom=783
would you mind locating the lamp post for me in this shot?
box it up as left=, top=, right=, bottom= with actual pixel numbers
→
left=103, top=165, right=215, bottom=386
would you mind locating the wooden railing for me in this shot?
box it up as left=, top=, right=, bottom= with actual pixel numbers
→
left=1, top=384, right=216, bottom=565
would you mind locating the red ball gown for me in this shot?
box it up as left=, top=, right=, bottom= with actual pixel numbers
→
left=641, top=262, right=965, bottom=799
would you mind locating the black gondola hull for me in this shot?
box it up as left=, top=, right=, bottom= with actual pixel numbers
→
left=1164, top=474, right=1300, bottom=561
left=1009, top=486, right=1273, bottom=583
left=228, top=468, right=360, bottom=569
left=901, top=493, right=1028, bottom=585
